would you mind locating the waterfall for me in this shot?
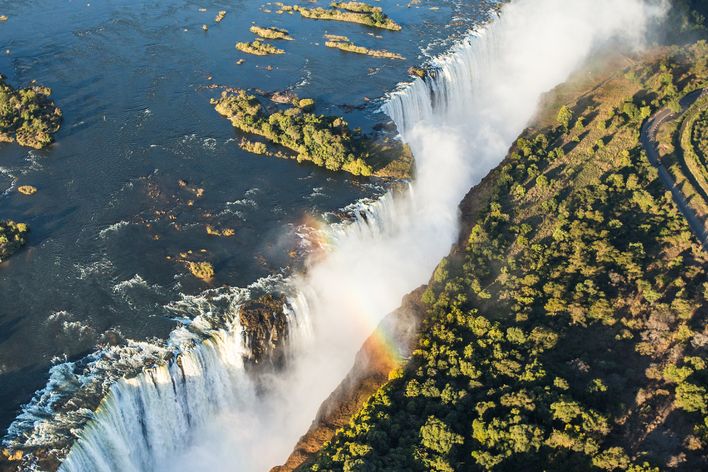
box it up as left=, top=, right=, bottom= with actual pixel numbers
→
left=61, top=329, right=254, bottom=472
left=3, top=1, right=659, bottom=470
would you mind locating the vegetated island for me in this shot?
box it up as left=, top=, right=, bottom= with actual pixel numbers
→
left=0, top=75, right=62, bottom=149
left=408, top=65, right=428, bottom=79
left=212, top=89, right=412, bottom=177
left=276, top=42, right=708, bottom=472
left=324, top=34, right=404, bottom=60
left=236, top=40, right=285, bottom=56
left=251, top=25, right=293, bottom=40
left=293, top=2, right=401, bottom=31
left=0, top=220, right=28, bottom=263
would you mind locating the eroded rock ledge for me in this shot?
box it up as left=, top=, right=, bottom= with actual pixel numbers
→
left=240, top=293, right=290, bottom=370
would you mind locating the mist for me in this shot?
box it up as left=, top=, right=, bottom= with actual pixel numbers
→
left=155, top=1, right=665, bottom=470
left=48, top=0, right=667, bottom=471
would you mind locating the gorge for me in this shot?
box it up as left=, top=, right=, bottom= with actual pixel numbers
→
left=1, top=0, right=690, bottom=471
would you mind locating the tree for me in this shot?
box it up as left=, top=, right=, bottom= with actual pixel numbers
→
left=557, top=105, right=573, bottom=130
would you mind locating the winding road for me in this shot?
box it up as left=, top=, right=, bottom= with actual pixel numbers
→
left=640, top=89, right=708, bottom=251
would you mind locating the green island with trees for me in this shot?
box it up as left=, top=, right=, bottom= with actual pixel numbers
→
left=250, top=25, right=293, bottom=40
left=324, top=35, right=404, bottom=60
left=296, top=41, right=708, bottom=472
left=236, top=39, right=285, bottom=56
left=657, top=92, right=708, bottom=225
left=293, top=2, right=401, bottom=31
left=0, top=75, right=62, bottom=149
left=0, top=220, right=28, bottom=263
left=212, top=88, right=412, bottom=177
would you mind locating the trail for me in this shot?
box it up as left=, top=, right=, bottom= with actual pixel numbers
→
left=640, top=88, right=708, bottom=250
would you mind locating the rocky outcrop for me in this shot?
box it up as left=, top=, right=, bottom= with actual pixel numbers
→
left=239, top=294, right=290, bottom=370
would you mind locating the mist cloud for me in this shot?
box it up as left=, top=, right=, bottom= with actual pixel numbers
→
left=159, top=0, right=665, bottom=470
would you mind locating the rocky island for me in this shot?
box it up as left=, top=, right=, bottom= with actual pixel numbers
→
left=0, top=76, right=62, bottom=149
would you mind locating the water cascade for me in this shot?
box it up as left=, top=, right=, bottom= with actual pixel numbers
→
left=4, top=1, right=660, bottom=470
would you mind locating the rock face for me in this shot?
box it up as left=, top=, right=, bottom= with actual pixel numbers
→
left=239, top=294, right=290, bottom=370
left=271, top=287, right=426, bottom=472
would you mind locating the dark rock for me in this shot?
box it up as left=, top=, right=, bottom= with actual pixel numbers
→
left=239, top=294, right=289, bottom=370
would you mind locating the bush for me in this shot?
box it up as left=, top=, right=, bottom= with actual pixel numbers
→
left=0, top=220, right=29, bottom=262
left=0, top=77, right=62, bottom=149
left=213, top=89, right=373, bottom=175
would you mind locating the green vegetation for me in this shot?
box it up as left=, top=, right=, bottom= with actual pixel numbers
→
left=304, top=45, right=707, bottom=472
left=666, top=0, right=707, bottom=41
left=239, top=137, right=268, bottom=155
left=681, top=95, right=708, bottom=195
left=325, top=35, right=404, bottom=60
left=293, top=2, right=401, bottom=31
left=0, top=76, right=62, bottom=149
left=650, top=41, right=708, bottom=225
left=657, top=94, right=708, bottom=226
left=213, top=89, right=373, bottom=175
left=250, top=25, right=293, bottom=40
left=213, top=90, right=412, bottom=177
left=331, top=2, right=379, bottom=14
left=0, top=220, right=28, bottom=262
left=692, top=102, right=708, bottom=160
left=236, top=40, right=285, bottom=56
left=556, top=105, right=573, bottom=131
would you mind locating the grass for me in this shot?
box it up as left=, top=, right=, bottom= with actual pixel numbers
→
left=0, top=220, right=28, bottom=262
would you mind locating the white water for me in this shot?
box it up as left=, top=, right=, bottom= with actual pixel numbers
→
left=37, top=0, right=660, bottom=470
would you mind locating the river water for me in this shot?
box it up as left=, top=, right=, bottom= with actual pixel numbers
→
left=0, top=0, right=491, bottom=464
left=1, top=0, right=660, bottom=470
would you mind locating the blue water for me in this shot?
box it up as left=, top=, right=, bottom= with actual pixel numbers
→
left=0, top=0, right=490, bottom=436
